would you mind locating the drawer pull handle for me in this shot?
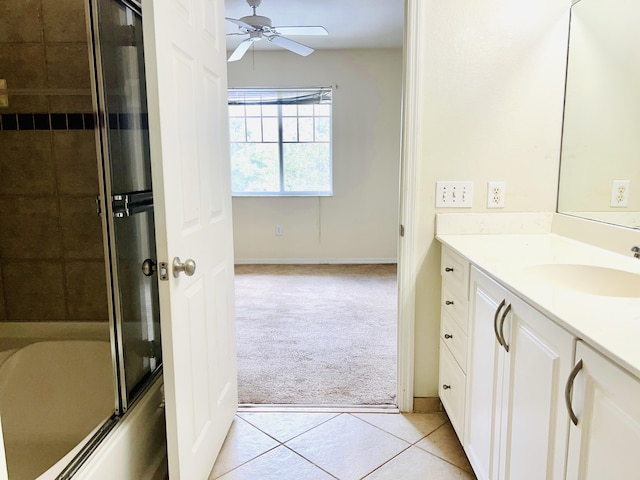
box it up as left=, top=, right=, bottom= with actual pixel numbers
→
left=442, top=384, right=451, bottom=390
left=493, top=299, right=506, bottom=346
left=445, top=300, right=454, bottom=305
left=565, top=359, right=583, bottom=426
left=499, top=303, right=512, bottom=352
left=445, top=267, right=454, bottom=272
left=444, top=334, right=453, bottom=339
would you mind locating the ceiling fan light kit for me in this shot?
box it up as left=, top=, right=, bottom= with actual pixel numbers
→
left=226, top=0, right=328, bottom=62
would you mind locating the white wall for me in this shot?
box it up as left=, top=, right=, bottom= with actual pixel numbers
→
left=409, top=0, right=571, bottom=397
left=227, top=49, right=402, bottom=262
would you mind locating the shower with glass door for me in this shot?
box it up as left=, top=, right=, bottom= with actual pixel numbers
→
left=0, top=0, right=162, bottom=477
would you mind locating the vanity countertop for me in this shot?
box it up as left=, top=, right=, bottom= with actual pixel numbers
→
left=436, top=232, right=640, bottom=378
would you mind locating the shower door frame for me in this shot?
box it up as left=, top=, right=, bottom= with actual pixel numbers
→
left=86, top=0, right=163, bottom=416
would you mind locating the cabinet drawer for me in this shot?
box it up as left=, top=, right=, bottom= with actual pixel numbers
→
left=441, top=282, right=468, bottom=334
left=441, top=247, right=469, bottom=300
left=439, top=339, right=466, bottom=440
left=441, top=310, right=467, bottom=371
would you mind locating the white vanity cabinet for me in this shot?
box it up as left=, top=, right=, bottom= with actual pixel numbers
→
left=439, top=247, right=470, bottom=439
left=565, top=341, right=640, bottom=479
left=464, top=266, right=575, bottom=480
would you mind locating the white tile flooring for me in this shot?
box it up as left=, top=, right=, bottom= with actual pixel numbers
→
left=208, top=410, right=476, bottom=480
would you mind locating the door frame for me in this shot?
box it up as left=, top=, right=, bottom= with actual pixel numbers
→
left=396, top=0, right=421, bottom=413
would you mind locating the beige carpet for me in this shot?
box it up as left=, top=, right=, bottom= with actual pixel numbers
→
left=234, top=264, right=397, bottom=405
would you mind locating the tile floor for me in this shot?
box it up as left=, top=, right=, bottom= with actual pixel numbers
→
left=208, top=410, right=476, bottom=480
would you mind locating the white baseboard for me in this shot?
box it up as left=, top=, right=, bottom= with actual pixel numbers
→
left=234, top=258, right=397, bottom=265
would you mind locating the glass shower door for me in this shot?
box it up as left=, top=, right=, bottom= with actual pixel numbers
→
left=92, top=0, right=161, bottom=410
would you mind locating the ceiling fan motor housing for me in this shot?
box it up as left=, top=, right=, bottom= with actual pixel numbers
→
left=239, top=14, right=272, bottom=30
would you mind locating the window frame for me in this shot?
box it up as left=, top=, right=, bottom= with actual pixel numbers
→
left=228, top=87, right=333, bottom=197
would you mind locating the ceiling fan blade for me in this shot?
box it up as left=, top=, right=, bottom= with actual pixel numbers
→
left=228, top=38, right=255, bottom=62
left=268, top=35, right=314, bottom=56
left=225, top=17, right=255, bottom=31
left=272, top=26, right=328, bottom=36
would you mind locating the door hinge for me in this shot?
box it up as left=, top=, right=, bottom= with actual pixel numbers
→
left=96, top=195, right=102, bottom=216
left=400, top=224, right=405, bottom=237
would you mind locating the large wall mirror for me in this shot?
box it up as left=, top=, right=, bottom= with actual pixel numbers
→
left=557, top=0, right=640, bottom=228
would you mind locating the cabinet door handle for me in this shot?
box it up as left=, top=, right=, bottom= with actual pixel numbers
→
left=445, top=300, right=454, bottom=305
left=565, top=359, right=583, bottom=426
left=445, top=267, right=454, bottom=272
left=499, top=303, right=512, bottom=352
left=444, top=333, right=453, bottom=339
left=442, top=384, right=451, bottom=390
left=493, top=299, right=506, bottom=346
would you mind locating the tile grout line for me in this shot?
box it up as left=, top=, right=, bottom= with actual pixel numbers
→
left=210, top=416, right=281, bottom=479
left=411, top=422, right=475, bottom=475
left=280, top=444, right=341, bottom=480
left=347, top=414, right=473, bottom=477
left=238, top=411, right=343, bottom=444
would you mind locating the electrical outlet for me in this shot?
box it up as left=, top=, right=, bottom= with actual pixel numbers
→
left=487, top=181, right=506, bottom=208
left=611, top=180, right=630, bottom=207
left=275, top=225, right=283, bottom=236
left=436, top=181, right=473, bottom=208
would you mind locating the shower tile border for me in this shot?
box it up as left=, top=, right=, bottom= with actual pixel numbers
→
left=0, top=112, right=149, bottom=131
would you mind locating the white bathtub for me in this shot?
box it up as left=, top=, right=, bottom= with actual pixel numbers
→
left=0, top=341, right=115, bottom=480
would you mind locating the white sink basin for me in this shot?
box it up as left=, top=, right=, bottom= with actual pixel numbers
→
left=524, top=264, right=640, bottom=297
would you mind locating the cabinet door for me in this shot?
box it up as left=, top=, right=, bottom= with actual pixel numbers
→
left=499, top=298, right=574, bottom=480
left=465, top=268, right=508, bottom=480
left=566, top=341, right=640, bottom=479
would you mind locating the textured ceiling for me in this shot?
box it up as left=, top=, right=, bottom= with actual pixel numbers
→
left=224, top=0, right=405, bottom=51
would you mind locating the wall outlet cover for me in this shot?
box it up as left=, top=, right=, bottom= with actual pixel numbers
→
left=611, top=180, right=630, bottom=207
left=487, top=181, right=505, bottom=208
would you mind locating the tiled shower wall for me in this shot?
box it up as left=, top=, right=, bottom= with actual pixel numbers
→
left=0, top=0, right=108, bottom=324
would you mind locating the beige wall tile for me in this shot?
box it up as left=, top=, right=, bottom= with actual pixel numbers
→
left=65, top=261, right=108, bottom=320
left=3, top=261, right=66, bottom=320
left=0, top=45, right=47, bottom=89
left=45, top=44, right=91, bottom=89
left=48, top=95, right=94, bottom=113
left=1, top=95, right=49, bottom=114
left=0, top=131, right=56, bottom=195
left=60, top=197, right=105, bottom=260
left=0, top=0, right=43, bottom=43
left=53, top=131, right=100, bottom=194
left=0, top=197, right=62, bottom=259
left=42, top=0, right=87, bottom=43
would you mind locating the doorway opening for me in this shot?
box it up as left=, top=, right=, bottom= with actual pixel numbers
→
left=225, top=0, right=404, bottom=407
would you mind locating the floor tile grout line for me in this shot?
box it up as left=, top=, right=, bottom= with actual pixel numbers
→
left=412, top=422, right=475, bottom=474
left=211, top=443, right=281, bottom=480
left=345, top=414, right=473, bottom=476
left=347, top=412, right=448, bottom=447
left=211, top=416, right=284, bottom=479
left=238, top=411, right=344, bottom=444
left=280, top=444, right=341, bottom=480
left=358, top=443, right=414, bottom=480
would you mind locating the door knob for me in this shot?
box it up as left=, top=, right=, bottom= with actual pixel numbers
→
left=172, top=257, right=196, bottom=278
left=141, top=258, right=157, bottom=276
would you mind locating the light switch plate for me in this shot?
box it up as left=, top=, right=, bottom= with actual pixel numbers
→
left=436, top=181, right=473, bottom=208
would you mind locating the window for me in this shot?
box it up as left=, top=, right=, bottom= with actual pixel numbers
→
left=228, top=87, right=333, bottom=196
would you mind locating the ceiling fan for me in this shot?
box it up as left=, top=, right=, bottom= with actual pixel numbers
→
left=226, top=0, right=328, bottom=62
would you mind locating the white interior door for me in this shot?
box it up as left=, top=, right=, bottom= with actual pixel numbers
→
left=142, top=1, right=237, bottom=478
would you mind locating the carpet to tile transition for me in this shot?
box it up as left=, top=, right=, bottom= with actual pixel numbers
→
left=234, top=264, right=398, bottom=405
